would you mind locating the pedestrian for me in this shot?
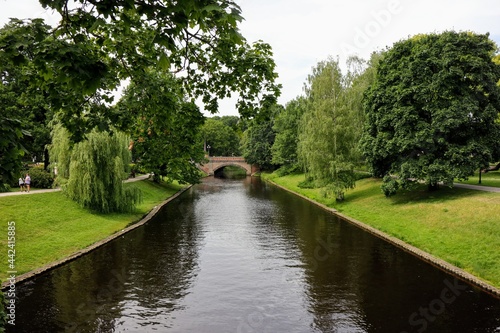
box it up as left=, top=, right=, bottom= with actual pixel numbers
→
left=18, top=177, right=25, bottom=192
left=25, top=173, right=31, bottom=193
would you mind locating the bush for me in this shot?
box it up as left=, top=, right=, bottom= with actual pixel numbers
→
left=298, top=177, right=318, bottom=189
left=354, top=171, right=372, bottom=181
left=275, top=164, right=302, bottom=177
left=381, top=175, right=399, bottom=197
left=26, top=167, right=54, bottom=189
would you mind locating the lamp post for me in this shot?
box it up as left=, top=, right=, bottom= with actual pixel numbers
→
left=207, top=145, right=211, bottom=157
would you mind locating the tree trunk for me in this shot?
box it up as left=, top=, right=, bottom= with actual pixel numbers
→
left=428, top=182, right=439, bottom=191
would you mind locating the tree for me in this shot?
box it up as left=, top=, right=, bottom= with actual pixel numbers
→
left=49, top=125, right=141, bottom=213
left=0, top=2, right=281, bottom=185
left=361, top=31, right=500, bottom=196
left=201, top=118, right=240, bottom=156
left=117, top=70, right=205, bottom=184
left=241, top=106, right=280, bottom=170
left=271, top=97, right=307, bottom=173
left=298, top=56, right=371, bottom=201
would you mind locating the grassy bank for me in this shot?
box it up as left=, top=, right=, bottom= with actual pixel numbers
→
left=262, top=172, right=500, bottom=288
left=0, top=179, right=184, bottom=282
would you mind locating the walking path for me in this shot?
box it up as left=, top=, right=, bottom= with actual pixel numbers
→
left=0, top=174, right=151, bottom=197
left=453, top=182, right=500, bottom=193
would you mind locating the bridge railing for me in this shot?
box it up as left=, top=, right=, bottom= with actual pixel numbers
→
left=207, top=156, right=246, bottom=163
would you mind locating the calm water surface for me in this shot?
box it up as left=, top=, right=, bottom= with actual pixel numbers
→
left=14, top=177, right=500, bottom=332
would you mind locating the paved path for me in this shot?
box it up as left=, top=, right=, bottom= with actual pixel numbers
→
left=453, top=182, right=500, bottom=193
left=0, top=174, right=151, bottom=197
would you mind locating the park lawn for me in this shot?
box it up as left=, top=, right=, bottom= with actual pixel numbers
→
left=456, top=169, right=500, bottom=188
left=0, top=179, right=185, bottom=282
left=262, top=172, right=500, bottom=288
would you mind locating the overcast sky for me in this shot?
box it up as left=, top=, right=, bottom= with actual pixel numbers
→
left=1, top=0, right=500, bottom=116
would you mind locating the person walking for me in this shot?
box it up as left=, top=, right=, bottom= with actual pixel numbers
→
left=25, top=173, right=31, bottom=192
left=18, top=177, right=25, bottom=192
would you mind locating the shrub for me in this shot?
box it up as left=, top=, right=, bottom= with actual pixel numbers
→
left=354, top=171, right=372, bottom=181
left=26, top=167, right=54, bottom=189
left=298, top=177, right=317, bottom=189
left=381, top=175, right=399, bottom=197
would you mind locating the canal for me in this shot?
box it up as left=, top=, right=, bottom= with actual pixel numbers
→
left=13, top=177, right=500, bottom=332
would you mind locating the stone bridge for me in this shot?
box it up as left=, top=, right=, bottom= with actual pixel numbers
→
left=199, top=156, right=259, bottom=176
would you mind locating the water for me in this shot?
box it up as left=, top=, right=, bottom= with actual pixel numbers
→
left=13, top=177, right=500, bottom=332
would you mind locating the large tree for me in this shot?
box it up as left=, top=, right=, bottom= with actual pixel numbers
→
left=361, top=31, right=500, bottom=196
left=0, top=1, right=280, bottom=187
left=117, top=70, right=205, bottom=184
left=298, top=56, right=373, bottom=201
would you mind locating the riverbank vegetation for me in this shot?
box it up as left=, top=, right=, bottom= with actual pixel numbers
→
left=0, top=179, right=184, bottom=283
left=262, top=171, right=500, bottom=288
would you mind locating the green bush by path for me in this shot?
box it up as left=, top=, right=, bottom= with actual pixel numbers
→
left=0, top=179, right=184, bottom=282
left=262, top=172, right=500, bottom=288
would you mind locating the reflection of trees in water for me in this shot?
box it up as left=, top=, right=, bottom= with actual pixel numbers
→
left=15, top=192, right=203, bottom=332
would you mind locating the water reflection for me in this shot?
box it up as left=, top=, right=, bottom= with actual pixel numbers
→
left=12, top=177, right=500, bottom=332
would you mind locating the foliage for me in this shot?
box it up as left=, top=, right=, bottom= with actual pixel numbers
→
left=117, top=70, right=205, bottom=184
left=298, top=56, right=376, bottom=201
left=1, top=1, right=281, bottom=131
left=380, top=175, right=399, bottom=197
left=0, top=117, right=26, bottom=191
left=48, top=124, right=72, bottom=180
left=362, top=31, right=500, bottom=194
left=201, top=118, right=240, bottom=156
left=0, top=1, right=281, bottom=185
left=240, top=106, right=280, bottom=170
left=25, top=167, right=54, bottom=189
left=49, top=125, right=140, bottom=213
left=271, top=97, right=307, bottom=169
left=67, top=130, right=140, bottom=213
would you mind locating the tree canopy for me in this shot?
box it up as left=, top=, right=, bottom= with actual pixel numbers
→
left=0, top=0, right=281, bottom=190
left=201, top=118, right=240, bottom=156
left=241, top=106, right=280, bottom=170
left=298, top=56, right=375, bottom=200
left=117, top=70, right=205, bottom=184
left=271, top=96, right=307, bottom=173
left=361, top=31, right=500, bottom=195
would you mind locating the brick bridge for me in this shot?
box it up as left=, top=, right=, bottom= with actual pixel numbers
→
left=199, top=156, right=259, bottom=176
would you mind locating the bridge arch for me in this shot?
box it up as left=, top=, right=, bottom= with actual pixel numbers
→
left=212, top=163, right=251, bottom=175
left=198, top=156, right=259, bottom=176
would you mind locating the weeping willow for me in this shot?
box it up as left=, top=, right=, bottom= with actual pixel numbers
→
left=50, top=126, right=141, bottom=213
left=49, top=123, right=72, bottom=180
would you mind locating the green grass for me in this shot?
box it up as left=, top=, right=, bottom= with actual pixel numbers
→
left=456, top=170, right=500, bottom=187
left=262, top=172, right=500, bottom=288
left=0, top=179, right=184, bottom=282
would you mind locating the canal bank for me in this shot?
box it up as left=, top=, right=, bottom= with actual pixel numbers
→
left=263, top=175, right=500, bottom=299
left=0, top=179, right=189, bottom=290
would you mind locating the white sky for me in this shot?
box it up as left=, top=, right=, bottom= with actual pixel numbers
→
left=1, top=0, right=500, bottom=116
